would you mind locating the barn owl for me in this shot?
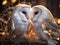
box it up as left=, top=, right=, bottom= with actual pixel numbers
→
left=12, top=4, right=31, bottom=37
left=32, top=5, right=58, bottom=31
left=12, top=4, right=58, bottom=45
left=31, top=5, right=58, bottom=45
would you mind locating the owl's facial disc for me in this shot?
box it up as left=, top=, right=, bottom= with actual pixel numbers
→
left=34, top=10, right=39, bottom=15
left=33, top=7, right=42, bottom=16
left=20, top=7, right=31, bottom=20
left=22, top=11, right=26, bottom=15
left=31, top=7, right=40, bottom=19
left=31, top=7, right=42, bottom=22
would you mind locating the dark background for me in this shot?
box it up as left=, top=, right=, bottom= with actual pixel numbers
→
left=0, top=0, right=60, bottom=18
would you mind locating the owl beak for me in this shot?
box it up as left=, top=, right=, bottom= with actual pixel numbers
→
left=25, top=18, right=39, bottom=40
left=28, top=18, right=33, bottom=25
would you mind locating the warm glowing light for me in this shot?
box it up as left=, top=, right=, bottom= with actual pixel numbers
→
left=49, top=30, right=52, bottom=33
left=2, top=32, right=5, bottom=35
left=11, top=0, right=16, bottom=3
left=57, top=19, right=60, bottom=24
left=43, top=30, right=48, bottom=34
left=26, top=19, right=39, bottom=40
left=43, top=30, right=51, bottom=37
left=14, top=13, right=16, bottom=16
left=26, top=29, right=39, bottom=40
left=0, top=32, right=9, bottom=36
left=2, top=0, right=7, bottom=5
left=48, top=33, right=51, bottom=36
left=57, top=38, right=60, bottom=40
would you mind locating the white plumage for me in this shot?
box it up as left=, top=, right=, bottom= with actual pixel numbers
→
left=12, top=4, right=58, bottom=45
left=12, top=4, right=31, bottom=36
left=32, top=5, right=58, bottom=45
left=32, top=5, right=58, bottom=31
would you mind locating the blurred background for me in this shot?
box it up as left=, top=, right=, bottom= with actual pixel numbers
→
left=0, top=0, right=60, bottom=45
left=0, top=0, right=60, bottom=18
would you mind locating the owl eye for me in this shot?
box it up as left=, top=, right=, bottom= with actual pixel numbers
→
left=21, top=11, right=28, bottom=19
left=35, top=11, right=39, bottom=15
left=22, top=11, right=26, bottom=14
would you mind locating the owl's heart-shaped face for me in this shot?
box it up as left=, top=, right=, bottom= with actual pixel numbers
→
left=12, top=4, right=58, bottom=37
left=12, top=4, right=58, bottom=45
left=12, top=4, right=31, bottom=34
left=12, top=4, right=42, bottom=31
left=12, top=4, right=42, bottom=23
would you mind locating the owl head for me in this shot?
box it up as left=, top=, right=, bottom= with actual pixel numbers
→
left=12, top=4, right=58, bottom=39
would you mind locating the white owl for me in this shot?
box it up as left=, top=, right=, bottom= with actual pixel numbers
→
left=12, top=4, right=31, bottom=37
left=31, top=5, right=58, bottom=45
left=12, top=4, right=58, bottom=45
left=32, top=5, right=58, bottom=31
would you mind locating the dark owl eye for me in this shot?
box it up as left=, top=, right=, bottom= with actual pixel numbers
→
left=35, top=11, right=39, bottom=15
left=22, top=11, right=26, bottom=14
left=21, top=11, right=28, bottom=19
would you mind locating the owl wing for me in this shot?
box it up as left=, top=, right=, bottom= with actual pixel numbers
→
left=34, top=5, right=58, bottom=32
